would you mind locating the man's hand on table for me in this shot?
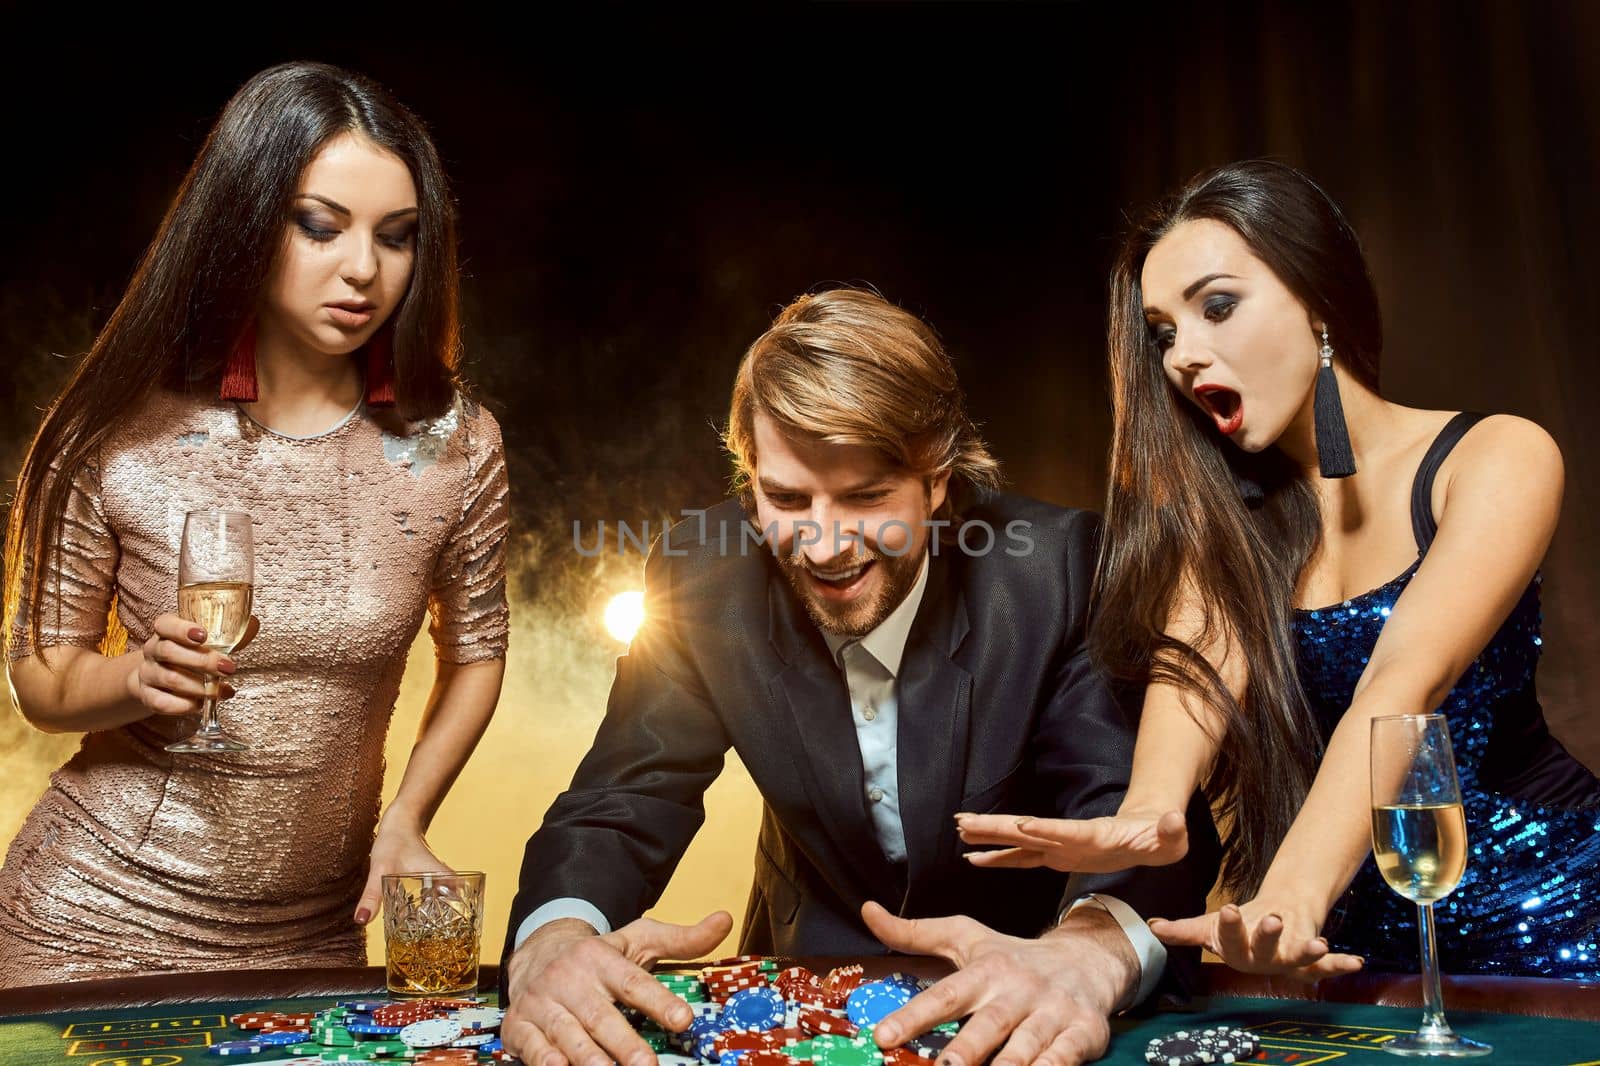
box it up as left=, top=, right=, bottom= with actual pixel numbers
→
left=502, top=910, right=733, bottom=1066
left=861, top=900, right=1138, bottom=1066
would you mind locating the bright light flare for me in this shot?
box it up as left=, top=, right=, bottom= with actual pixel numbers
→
left=604, top=590, right=647, bottom=644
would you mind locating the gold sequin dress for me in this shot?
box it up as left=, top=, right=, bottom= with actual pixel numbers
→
left=0, top=387, right=510, bottom=987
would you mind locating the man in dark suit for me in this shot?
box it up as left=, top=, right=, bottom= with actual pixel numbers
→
left=501, top=289, right=1219, bottom=1066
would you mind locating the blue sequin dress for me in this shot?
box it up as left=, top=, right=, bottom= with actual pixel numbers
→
left=1294, top=413, right=1600, bottom=979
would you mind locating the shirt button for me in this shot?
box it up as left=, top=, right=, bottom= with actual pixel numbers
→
left=868, top=787, right=885, bottom=803
left=862, top=705, right=878, bottom=722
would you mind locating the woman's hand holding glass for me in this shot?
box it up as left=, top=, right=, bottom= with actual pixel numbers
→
left=354, top=816, right=452, bottom=926
left=129, top=612, right=259, bottom=717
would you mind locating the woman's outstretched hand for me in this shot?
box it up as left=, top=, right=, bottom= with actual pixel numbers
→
left=955, top=809, right=1189, bottom=873
left=1149, top=900, right=1364, bottom=981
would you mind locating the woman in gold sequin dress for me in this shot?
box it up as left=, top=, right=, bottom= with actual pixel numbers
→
left=0, top=62, right=510, bottom=986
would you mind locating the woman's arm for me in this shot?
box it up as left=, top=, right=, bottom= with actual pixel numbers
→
left=1258, top=416, right=1562, bottom=913
left=1155, top=415, right=1562, bottom=975
left=957, top=579, right=1231, bottom=870
left=354, top=655, right=507, bottom=924
left=10, top=614, right=253, bottom=734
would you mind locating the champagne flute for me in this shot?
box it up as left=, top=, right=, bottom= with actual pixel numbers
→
left=1369, top=713, right=1489, bottom=1057
left=165, top=510, right=254, bottom=753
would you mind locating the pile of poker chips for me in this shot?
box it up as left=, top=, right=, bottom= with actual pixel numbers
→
left=636, top=955, right=960, bottom=1066
left=1143, top=1025, right=1260, bottom=1065
left=214, top=996, right=510, bottom=1061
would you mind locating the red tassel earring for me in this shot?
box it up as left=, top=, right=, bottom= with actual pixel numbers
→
left=364, top=324, right=396, bottom=408
left=219, top=321, right=259, bottom=402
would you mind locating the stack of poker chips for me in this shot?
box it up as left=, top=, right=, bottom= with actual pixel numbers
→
left=1143, top=1026, right=1260, bottom=1065
left=216, top=997, right=510, bottom=1061
left=638, top=957, right=959, bottom=1066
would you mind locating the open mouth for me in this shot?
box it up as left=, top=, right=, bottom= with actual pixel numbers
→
left=1194, top=385, right=1244, bottom=436
left=805, top=558, right=877, bottom=598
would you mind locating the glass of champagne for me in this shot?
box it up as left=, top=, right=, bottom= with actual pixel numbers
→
left=165, top=510, right=254, bottom=753
left=1369, top=713, right=1489, bottom=1057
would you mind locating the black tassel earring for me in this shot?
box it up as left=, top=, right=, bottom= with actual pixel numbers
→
left=1314, top=326, right=1356, bottom=478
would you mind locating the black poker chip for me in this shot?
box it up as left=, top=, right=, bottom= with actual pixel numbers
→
left=1145, top=1030, right=1210, bottom=1065
left=906, top=1031, right=954, bottom=1059
left=1196, top=1026, right=1259, bottom=1062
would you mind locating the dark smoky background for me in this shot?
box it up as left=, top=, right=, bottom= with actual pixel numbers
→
left=3, top=1, right=1596, bottom=780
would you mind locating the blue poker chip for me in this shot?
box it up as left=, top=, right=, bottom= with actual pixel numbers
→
left=339, top=1000, right=393, bottom=1012
left=845, top=980, right=913, bottom=1029
left=723, top=986, right=785, bottom=1032
left=884, top=972, right=923, bottom=995
left=346, top=1023, right=403, bottom=1036
left=208, top=1041, right=265, bottom=1056
left=480, top=1038, right=504, bottom=1054
left=252, top=1030, right=311, bottom=1046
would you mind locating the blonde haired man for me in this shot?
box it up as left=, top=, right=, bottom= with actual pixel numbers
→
left=502, top=289, right=1218, bottom=1066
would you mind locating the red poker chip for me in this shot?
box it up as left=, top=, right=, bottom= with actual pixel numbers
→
left=741, top=1052, right=800, bottom=1066
left=884, top=1048, right=924, bottom=1066
left=799, top=1007, right=858, bottom=1037
left=714, top=1031, right=781, bottom=1053
left=230, top=1012, right=283, bottom=1029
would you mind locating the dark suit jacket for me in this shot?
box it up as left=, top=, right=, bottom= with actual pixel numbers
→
left=505, top=493, right=1219, bottom=997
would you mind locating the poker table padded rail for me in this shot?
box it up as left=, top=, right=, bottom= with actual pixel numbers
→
left=1, top=960, right=1597, bottom=1066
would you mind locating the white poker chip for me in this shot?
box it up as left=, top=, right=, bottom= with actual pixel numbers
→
left=451, top=1031, right=497, bottom=1048
left=399, top=1017, right=465, bottom=1048
left=449, top=1006, right=505, bottom=1031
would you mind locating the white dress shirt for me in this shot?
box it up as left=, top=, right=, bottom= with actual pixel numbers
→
left=515, top=549, right=1165, bottom=1006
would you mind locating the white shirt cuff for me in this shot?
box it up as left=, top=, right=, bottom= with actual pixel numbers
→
left=512, top=897, right=612, bottom=952
left=1062, top=892, right=1166, bottom=1009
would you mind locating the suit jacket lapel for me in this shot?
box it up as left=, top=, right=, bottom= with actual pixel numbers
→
left=766, top=568, right=900, bottom=895
left=895, top=552, right=973, bottom=911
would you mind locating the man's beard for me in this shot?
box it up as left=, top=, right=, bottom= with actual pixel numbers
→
left=780, top=539, right=925, bottom=638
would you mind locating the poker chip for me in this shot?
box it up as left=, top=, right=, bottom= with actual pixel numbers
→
left=230, top=1012, right=281, bottom=1029
left=906, top=1030, right=953, bottom=1059
left=253, top=1029, right=311, bottom=1046
left=450, top=1030, right=496, bottom=1048
left=1145, top=1030, right=1212, bottom=1065
left=208, top=1042, right=266, bottom=1056
left=340, top=1000, right=393, bottom=1012
left=269, top=1059, right=326, bottom=1066
left=355, top=1040, right=408, bottom=1057
left=448, top=1006, right=505, bottom=1031
left=1195, top=1026, right=1259, bottom=1063
left=346, top=1022, right=403, bottom=1036
left=798, top=1008, right=857, bottom=1037
left=724, top=986, right=787, bottom=1032
left=844, top=980, right=912, bottom=1029
left=399, top=1017, right=464, bottom=1048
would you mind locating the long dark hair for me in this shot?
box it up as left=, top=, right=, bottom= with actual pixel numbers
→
left=1091, top=160, right=1383, bottom=895
left=5, top=61, right=462, bottom=659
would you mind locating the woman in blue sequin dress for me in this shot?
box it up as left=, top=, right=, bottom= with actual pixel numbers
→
left=959, top=160, right=1600, bottom=980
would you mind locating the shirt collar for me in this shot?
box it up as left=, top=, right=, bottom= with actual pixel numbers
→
left=819, top=550, right=931, bottom=678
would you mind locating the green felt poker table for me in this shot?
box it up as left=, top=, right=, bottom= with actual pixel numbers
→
left=0, top=960, right=1596, bottom=1066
